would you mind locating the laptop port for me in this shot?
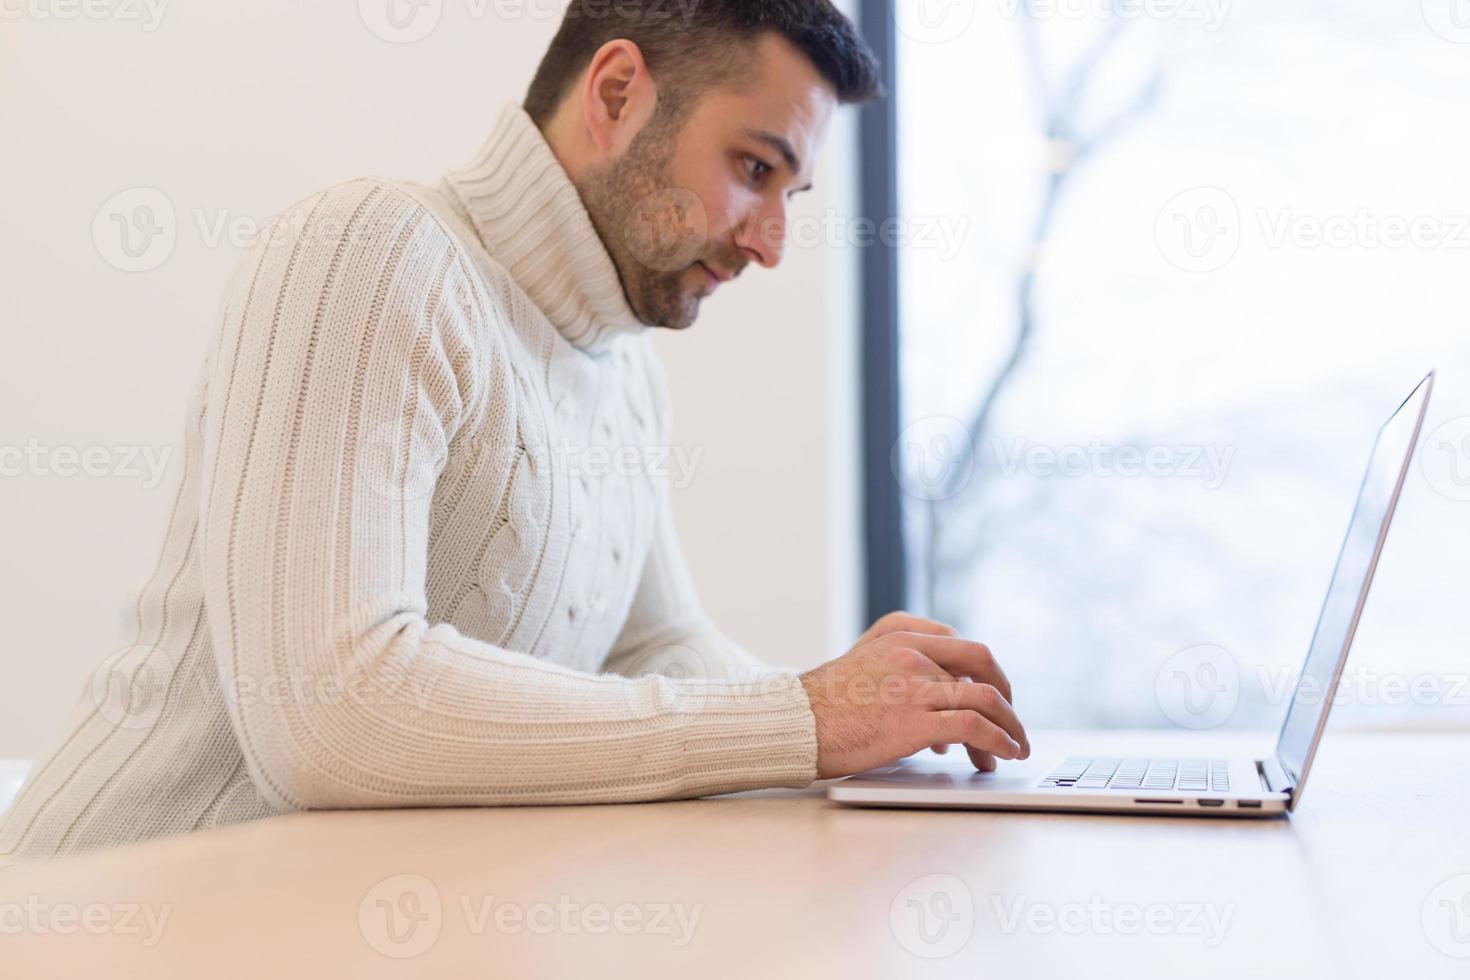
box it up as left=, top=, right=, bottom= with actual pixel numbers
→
left=1133, top=799, right=1183, bottom=804
left=1198, top=799, right=1225, bottom=807
left=1238, top=800, right=1262, bottom=809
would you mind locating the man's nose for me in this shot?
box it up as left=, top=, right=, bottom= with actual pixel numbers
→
left=735, top=201, right=788, bottom=270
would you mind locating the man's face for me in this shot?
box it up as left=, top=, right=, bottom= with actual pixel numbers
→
left=577, top=34, right=838, bottom=329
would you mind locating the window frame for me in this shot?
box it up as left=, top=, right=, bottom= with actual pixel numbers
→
left=858, top=0, right=906, bottom=622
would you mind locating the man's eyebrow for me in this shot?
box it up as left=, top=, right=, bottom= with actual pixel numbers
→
left=742, top=128, right=810, bottom=191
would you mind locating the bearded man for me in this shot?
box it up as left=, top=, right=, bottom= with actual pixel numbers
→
left=1, top=0, right=1028, bottom=861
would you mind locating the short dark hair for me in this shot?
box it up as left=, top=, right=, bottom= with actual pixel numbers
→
left=524, top=0, right=883, bottom=128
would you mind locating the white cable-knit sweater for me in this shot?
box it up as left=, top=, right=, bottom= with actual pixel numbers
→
left=0, top=105, right=818, bottom=860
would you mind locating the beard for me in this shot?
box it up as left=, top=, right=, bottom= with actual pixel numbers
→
left=575, top=117, right=739, bottom=330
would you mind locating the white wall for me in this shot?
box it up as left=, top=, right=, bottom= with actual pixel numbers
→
left=0, top=2, right=865, bottom=758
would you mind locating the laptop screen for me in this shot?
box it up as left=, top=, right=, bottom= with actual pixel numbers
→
left=1274, top=375, right=1432, bottom=786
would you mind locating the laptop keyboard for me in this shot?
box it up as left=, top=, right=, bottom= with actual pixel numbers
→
left=1041, top=758, right=1230, bottom=793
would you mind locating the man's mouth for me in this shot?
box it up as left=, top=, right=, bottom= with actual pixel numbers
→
left=696, top=261, right=734, bottom=293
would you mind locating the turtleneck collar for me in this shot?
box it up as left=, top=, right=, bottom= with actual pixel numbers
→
left=442, top=104, right=649, bottom=354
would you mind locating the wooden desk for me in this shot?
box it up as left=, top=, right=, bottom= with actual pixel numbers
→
left=2, top=731, right=1467, bottom=978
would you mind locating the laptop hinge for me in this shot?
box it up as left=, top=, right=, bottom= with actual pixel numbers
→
left=1259, top=756, right=1293, bottom=797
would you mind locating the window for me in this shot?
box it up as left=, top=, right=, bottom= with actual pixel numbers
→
left=867, top=0, right=1470, bottom=731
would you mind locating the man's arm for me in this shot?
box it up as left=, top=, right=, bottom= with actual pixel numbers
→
left=199, top=180, right=818, bottom=811
left=591, top=345, right=1031, bottom=781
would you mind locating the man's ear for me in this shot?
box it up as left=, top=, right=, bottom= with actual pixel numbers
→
left=579, top=39, right=658, bottom=162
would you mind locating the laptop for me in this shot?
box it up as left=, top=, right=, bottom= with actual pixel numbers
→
left=830, top=373, right=1434, bottom=818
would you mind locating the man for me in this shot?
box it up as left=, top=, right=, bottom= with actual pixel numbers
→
left=0, top=0, right=1027, bottom=860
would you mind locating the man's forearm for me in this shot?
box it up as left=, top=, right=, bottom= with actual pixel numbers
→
left=601, top=621, right=788, bottom=684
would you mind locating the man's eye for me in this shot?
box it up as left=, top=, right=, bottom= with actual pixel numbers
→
left=745, top=157, right=774, bottom=184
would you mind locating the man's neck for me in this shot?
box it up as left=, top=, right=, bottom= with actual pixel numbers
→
left=440, top=104, right=648, bottom=354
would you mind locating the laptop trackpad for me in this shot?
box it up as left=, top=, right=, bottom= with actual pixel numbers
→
left=847, top=749, right=1049, bottom=791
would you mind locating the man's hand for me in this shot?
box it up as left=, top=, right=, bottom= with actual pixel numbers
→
left=799, top=612, right=1029, bottom=780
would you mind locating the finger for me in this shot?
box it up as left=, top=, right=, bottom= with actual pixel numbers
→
left=916, top=681, right=1029, bottom=758
left=966, top=745, right=997, bottom=772
left=931, top=743, right=950, bottom=755
left=924, top=709, right=1023, bottom=760
left=858, top=612, right=959, bottom=647
left=892, top=634, right=1013, bottom=705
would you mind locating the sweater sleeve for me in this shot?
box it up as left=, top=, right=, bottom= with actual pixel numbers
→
left=199, top=180, right=817, bottom=811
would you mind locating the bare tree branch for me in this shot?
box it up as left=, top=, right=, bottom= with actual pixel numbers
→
left=919, top=7, right=1163, bottom=619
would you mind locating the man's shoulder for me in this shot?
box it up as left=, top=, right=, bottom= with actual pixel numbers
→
left=227, top=176, right=526, bottom=346
left=264, top=176, right=480, bottom=271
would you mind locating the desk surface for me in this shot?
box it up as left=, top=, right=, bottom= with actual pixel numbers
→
left=2, top=730, right=1467, bottom=979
